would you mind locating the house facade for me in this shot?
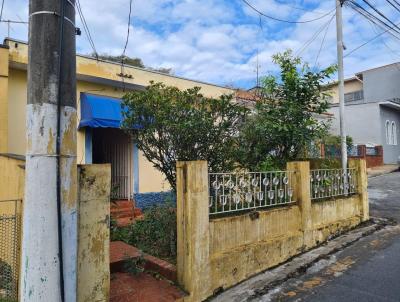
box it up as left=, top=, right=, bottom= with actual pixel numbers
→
left=327, top=63, right=400, bottom=164
left=0, top=38, right=234, bottom=208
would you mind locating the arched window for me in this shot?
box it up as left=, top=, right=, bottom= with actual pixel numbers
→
left=386, top=120, right=391, bottom=145
left=392, top=121, right=397, bottom=145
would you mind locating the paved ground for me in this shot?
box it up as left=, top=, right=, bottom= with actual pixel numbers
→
left=110, top=272, right=185, bottom=302
left=251, top=171, right=400, bottom=302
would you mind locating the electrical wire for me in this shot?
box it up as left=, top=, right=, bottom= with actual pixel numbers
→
left=347, top=0, right=400, bottom=35
left=0, top=0, right=5, bottom=21
left=346, top=0, right=400, bottom=39
left=0, top=19, right=28, bottom=24
left=121, top=0, right=133, bottom=91
left=314, top=14, right=335, bottom=67
left=240, top=0, right=336, bottom=24
left=367, top=18, right=400, bottom=71
left=344, top=20, right=400, bottom=57
left=296, top=13, right=336, bottom=56
left=360, top=0, right=400, bottom=32
left=76, top=0, right=98, bottom=57
left=385, top=0, right=400, bottom=14
left=55, top=0, right=67, bottom=300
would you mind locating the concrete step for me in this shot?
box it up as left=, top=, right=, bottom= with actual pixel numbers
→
left=110, top=241, right=177, bottom=283
left=111, top=207, right=134, bottom=215
left=115, top=217, right=134, bottom=227
left=110, top=272, right=185, bottom=302
left=133, top=208, right=143, bottom=217
left=111, top=202, right=133, bottom=210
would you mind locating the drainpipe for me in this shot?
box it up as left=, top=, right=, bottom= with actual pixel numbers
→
left=20, top=0, right=77, bottom=301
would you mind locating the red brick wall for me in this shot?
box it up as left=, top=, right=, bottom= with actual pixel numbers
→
left=321, top=144, right=383, bottom=168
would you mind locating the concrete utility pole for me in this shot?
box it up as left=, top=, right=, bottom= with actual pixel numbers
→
left=20, top=0, right=77, bottom=301
left=335, top=0, right=348, bottom=171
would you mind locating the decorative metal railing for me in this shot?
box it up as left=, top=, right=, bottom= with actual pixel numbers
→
left=209, top=171, right=296, bottom=216
left=310, top=168, right=357, bottom=200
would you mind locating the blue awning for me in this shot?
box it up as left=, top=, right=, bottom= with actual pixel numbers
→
left=78, top=93, right=139, bottom=129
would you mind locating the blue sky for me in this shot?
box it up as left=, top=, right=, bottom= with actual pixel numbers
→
left=1, top=0, right=400, bottom=89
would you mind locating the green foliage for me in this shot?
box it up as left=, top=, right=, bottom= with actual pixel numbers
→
left=323, top=134, right=353, bottom=150
left=110, top=203, right=177, bottom=262
left=236, top=50, right=337, bottom=170
left=0, top=259, right=12, bottom=290
left=122, top=82, right=248, bottom=190
left=110, top=217, right=131, bottom=242
left=128, top=203, right=177, bottom=260
left=92, top=54, right=171, bottom=74
left=123, top=253, right=145, bottom=276
left=308, top=158, right=341, bottom=169
left=94, top=54, right=145, bottom=68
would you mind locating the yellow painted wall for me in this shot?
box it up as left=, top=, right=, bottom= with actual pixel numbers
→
left=138, top=150, right=170, bottom=192
left=328, top=78, right=363, bottom=104
left=77, top=164, right=111, bottom=302
left=6, top=70, right=170, bottom=193
left=4, top=38, right=230, bottom=194
left=0, top=155, right=25, bottom=203
left=0, top=46, right=9, bottom=152
left=8, top=69, right=26, bottom=155
left=0, top=155, right=24, bottom=297
left=5, top=39, right=233, bottom=98
left=177, top=160, right=368, bottom=302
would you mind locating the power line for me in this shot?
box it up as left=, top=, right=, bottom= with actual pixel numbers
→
left=385, top=0, right=400, bottom=14
left=120, top=0, right=133, bottom=91
left=360, top=0, right=400, bottom=32
left=348, top=0, right=400, bottom=35
left=0, top=0, right=5, bottom=21
left=122, top=0, right=133, bottom=58
left=346, top=0, right=400, bottom=39
left=0, top=19, right=28, bottom=24
left=367, top=18, right=400, bottom=70
left=240, top=0, right=335, bottom=24
left=296, top=13, right=336, bottom=56
left=344, top=20, right=400, bottom=57
left=76, top=0, right=98, bottom=57
left=314, top=14, right=335, bottom=67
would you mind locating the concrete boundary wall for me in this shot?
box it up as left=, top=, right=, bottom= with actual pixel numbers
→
left=176, top=159, right=369, bottom=302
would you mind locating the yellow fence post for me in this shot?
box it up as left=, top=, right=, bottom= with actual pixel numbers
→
left=349, top=158, right=369, bottom=222
left=287, top=161, right=312, bottom=247
left=176, top=161, right=210, bottom=302
left=77, top=164, right=111, bottom=302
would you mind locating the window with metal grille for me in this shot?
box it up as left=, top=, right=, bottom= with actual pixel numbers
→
left=344, top=90, right=363, bottom=102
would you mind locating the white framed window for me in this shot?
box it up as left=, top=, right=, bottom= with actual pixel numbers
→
left=392, top=121, right=397, bottom=145
left=386, top=120, right=391, bottom=145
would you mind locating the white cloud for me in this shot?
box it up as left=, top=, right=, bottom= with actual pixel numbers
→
left=2, top=0, right=400, bottom=88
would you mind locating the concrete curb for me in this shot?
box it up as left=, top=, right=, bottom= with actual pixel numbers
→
left=368, top=166, right=399, bottom=178
left=210, top=219, right=389, bottom=302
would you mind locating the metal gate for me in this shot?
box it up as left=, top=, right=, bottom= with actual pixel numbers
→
left=0, top=199, right=22, bottom=301
left=93, top=128, right=133, bottom=200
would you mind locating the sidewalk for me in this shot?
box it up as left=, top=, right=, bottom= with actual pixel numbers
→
left=210, top=220, right=386, bottom=302
left=367, top=164, right=399, bottom=177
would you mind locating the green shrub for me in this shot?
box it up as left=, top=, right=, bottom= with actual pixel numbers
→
left=129, top=203, right=176, bottom=261
left=110, top=217, right=131, bottom=242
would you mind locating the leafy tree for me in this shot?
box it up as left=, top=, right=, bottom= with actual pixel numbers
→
left=94, top=54, right=145, bottom=68
left=92, top=54, right=172, bottom=74
left=121, top=81, right=248, bottom=190
left=237, top=50, right=337, bottom=170
left=323, top=134, right=354, bottom=157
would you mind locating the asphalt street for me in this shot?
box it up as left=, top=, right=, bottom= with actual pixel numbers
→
left=254, top=171, right=400, bottom=302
